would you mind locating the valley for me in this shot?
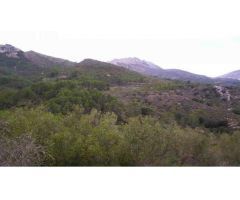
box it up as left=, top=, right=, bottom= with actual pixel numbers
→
left=1, top=44, right=240, bottom=166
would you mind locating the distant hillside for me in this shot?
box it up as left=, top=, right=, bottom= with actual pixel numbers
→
left=1, top=44, right=239, bottom=86
left=0, top=44, right=41, bottom=77
left=219, top=70, right=240, bottom=80
left=111, top=57, right=162, bottom=75
left=76, top=59, right=145, bottom=85
left=24, top=51, right=76, bottom=68
left=2, top=45, right=240, bottom=166
left=0, top=44, right=22, bottom=58
left=0, top=44, right=76, bottom=79
left=110, top=57, right=212, bottom=83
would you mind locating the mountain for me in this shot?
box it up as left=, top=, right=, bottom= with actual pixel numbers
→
left=3, top=45, right=240, bottom=166
left=111, top=57, right=162, bottom=75
left=0, top=44, right=76, bottom=68
left=75, top=59, right=145, bottom=85
left=24, top=51, right=76, bottom=68
left=0, top=44, right=22, bottom=58
left=0, top=44, right=40, bottom=77
left=219, top=70, right=240, bottom=80
left=1, top=44, right=239, bottom=86
left=0, top=44, right=144, bottom=84
left=0, top=44, right=76, bottom=78
left=110, top=57, right=212, bottom=83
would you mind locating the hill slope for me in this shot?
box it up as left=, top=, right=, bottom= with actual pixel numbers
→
left=219, top=70, right=240, bottom=80
left=111, top=57, right=162, bottom=75
left=0, top=44, right=76, bottom=79
left=2, top=46, right=240, bottom=166
left=0, top=44, right=42, bottom=77
left=110, top=57, right=212, bottom=83
left=24, top=51, right=76, bottom=68
left=75, top=59, right=145, bottom=85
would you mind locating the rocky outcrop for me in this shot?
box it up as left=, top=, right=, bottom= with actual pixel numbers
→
left=214, top=85, right=231, bottom=102
left=0, top=44, right=21, bottom=58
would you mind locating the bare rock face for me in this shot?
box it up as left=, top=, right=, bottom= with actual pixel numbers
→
left=0, top=44, right=21, bottom=58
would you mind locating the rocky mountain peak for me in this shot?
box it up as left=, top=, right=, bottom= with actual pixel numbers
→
left=111, top=57, right=161, bottom=70
left=0, top=44, right=22, bottom=58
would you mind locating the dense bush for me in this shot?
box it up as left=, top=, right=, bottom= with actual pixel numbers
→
left=1, top=107, right=240, bottom=166
left=1, top=64, right=240, bottom=166
left=0, top=80, right=124, bottom=119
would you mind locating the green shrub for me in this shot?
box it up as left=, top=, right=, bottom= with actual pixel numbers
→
left=1, top=107, right=240, bottom=166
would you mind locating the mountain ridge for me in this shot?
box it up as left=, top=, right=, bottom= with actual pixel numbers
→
left=1, top=44, right=240, bottom=85
left=24, top=50, right=76, bottom=68
left=110, top=57, right=212, bottom=83
left=219, top=70, right=240, bottom=80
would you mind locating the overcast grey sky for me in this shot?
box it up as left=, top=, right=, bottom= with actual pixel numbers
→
left=1, top=0, right=240, bottom=77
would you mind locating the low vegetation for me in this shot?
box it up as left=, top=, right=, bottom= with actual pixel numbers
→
left=1, top=55, right=240, bottom=166
left=1, top=107, right=240, bottom=166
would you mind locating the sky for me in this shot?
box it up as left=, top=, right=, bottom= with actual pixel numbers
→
left=1, top=0, right=240, bottom=77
